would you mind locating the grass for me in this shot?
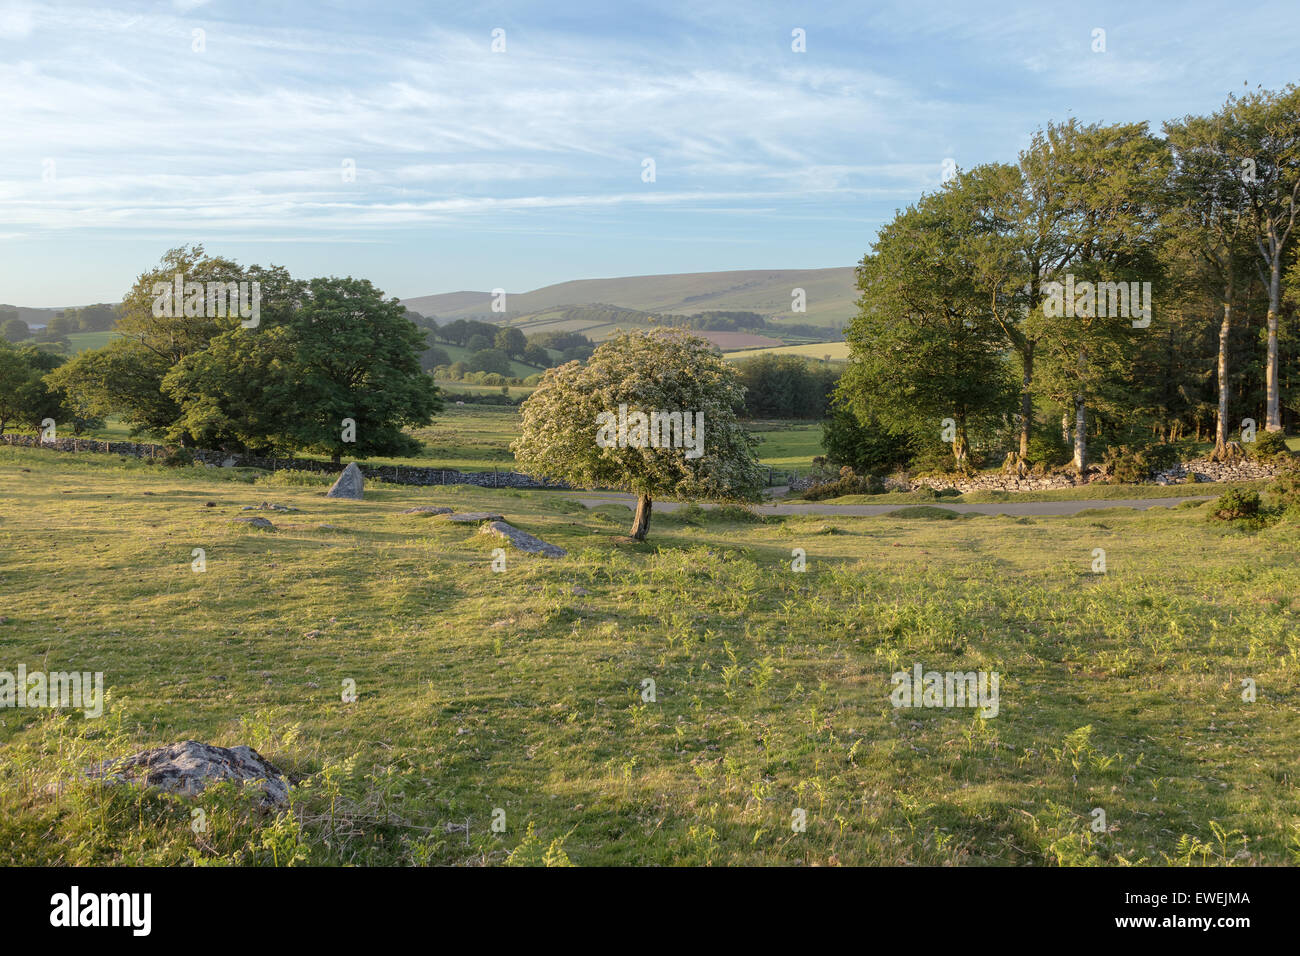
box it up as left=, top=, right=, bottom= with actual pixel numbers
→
left=724, top=341, right=850, bottom=362
left=746, top=421, right=825, bottom=476
left=68, top=407, right=828, bottom=477
left=2, top=444, right=1298, bottom=866
left=65, top=330, right=119, bottom=352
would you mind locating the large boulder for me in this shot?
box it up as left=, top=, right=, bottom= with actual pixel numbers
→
left=88, top=740, right=290, bottom=806
left=479, top=520, right=567, bottom=557
left=439, top=511, right=504, bottom=523
left=326, top=462, right=365, bottom=499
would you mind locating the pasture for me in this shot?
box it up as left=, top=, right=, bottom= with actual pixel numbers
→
left=2, top=445, right=1297, bottom=865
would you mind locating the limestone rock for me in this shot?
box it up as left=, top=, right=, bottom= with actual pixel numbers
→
left=326, top=462, right=365, bottom=499
left=88, top=740, right=290, bottom=807
left=403, top=506, right=454, bottom=515
left=232, top=516, right=275, bottom=530
left=479, top=520, right=567, bottom=557
left=440, top=511, right=505, bottom=523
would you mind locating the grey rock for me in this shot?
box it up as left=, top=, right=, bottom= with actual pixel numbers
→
left=221, top=456, right=238, bottom=468
left=232, top=516, right=275, bottom=530
left=326, top=462, right=365, bottom=499
left=403, top=506, right=454, bottom=515
left=479, top=520, right=567, bottom=557
left=440, top=511, right=505, bottom=523
left=88, top=740, right=290, bottom=807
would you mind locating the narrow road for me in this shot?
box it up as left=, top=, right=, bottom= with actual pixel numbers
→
left=566, top=492, right=1215, bottom=518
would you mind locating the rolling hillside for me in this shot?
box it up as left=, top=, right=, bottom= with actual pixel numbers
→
left=400, top=267, right=856, bottom=327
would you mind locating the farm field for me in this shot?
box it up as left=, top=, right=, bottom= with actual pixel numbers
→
left=2, top=445, right=1298, bottom=865
left=725, top=341, right=850, bottom=362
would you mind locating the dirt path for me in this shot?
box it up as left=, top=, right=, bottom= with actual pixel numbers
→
left=567, top=492, right=1215, bottom=518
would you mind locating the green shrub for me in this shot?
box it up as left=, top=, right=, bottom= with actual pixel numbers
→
left=1249, top=430, right=1291, bottom=460
left=1208, top=488, right=1260, bottom=522
left=163, top=447, right=194, bottom=468
left=1100, top=443, right=1182, bottom=484
left=711, top=504, right=765, bottom=523
left=803, top=466, right=884, bottom=501
left=1264, top=458, right=1300, bottom=509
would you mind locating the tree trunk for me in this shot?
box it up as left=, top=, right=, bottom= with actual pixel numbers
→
left=1213, top=274, right=1234, bottom=458
left=1018, top=341, right=1034, bottom=459
left=952, top=414, right=969, bottom=469
left=1265, top=263, right=1282, bottom=432
left=630, top=494, right=652, bottom=541
left=1072, top=393, right=1087, bottom=471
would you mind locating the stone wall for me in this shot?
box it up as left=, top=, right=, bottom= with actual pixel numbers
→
left=0, top=434, right=566, bottom=490
left=791, top=457, right=1283, bottom=496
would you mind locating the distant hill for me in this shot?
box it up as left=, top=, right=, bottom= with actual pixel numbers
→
left=400, top=267, right=856, bottom=327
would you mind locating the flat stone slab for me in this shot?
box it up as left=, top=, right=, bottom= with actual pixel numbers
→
left=440, top=512, right=505, bottom=523
left=326, top=462, right=365, bottom=499
left=403, top=506, right=454, bottom=515
left=232, top=516, right=275, bottom=529
left=479, top=520, right=567, bottom=557
left=87, top=740, right=289, bottom=807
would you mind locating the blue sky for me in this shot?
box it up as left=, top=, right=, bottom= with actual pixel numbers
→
left=2, top=0, right=1298, bottom=306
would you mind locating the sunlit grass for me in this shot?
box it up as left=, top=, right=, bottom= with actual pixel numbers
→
left=2, top=445, right=1297, bottom=866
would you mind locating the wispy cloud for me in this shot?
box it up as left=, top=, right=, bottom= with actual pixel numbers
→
left=2, top=0, right=1298, bottom=301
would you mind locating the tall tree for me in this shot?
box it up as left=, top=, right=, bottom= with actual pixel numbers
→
left=1024, top=121, right=1170, bottom=468
left=1223, top=84, right=1300, bottom=432
left=1165, top=111, right=1253, bottom=457
left=841, top=186, right=1017, bottom=469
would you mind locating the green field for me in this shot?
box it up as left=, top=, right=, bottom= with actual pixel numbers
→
left=724, top=341, right=850, bottom=362
left=72, top=407, right=825, bottom=477
left=427, top=342, right=544, bottom=379
left=2, top=445, right=1297, bottom=866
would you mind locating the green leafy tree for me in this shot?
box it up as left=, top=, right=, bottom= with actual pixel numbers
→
left=1022, top=120, right=1170, bottom=468
left=420, top=343, right=452, bottom=372
left=1222, top=84, right=1300, bottom=433
left=840, top=186, right=1017, bottom=469
left=467, top=348, right=512, bottom=376
left=164, top=276, right=441, bottom=461
left=0, top=343, right=70, bottom=434
left=46, top=339, right=179, bottom=438
left=495, top=326, right=527, bottom=358
left=522, top=343, right=551, bottom=367
left=2, top=317, right=29, bottom=342
left=1165, top=110, right=1254, bottom=457
left=512, top=329, right=764, bottom=540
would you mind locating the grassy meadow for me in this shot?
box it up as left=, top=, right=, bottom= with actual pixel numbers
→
left=2, top=444, right=1298, bottom=866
